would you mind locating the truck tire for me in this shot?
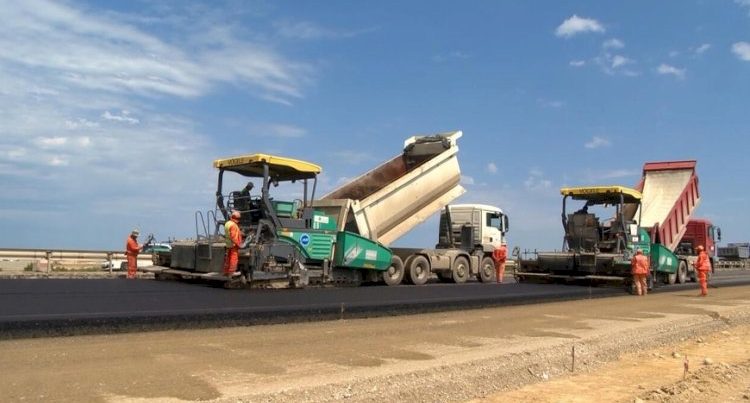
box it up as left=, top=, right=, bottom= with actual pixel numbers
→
left=451, top=256, right=470, bottom=283
left=407, top=255, right=430, bottom=285
left=666, top=271, right=677, bottom=285
left=677, top=261, right=687, bottom=284
left=479, top=256, right=495, bottom=283
left=383, top=256, right=405, bottom=286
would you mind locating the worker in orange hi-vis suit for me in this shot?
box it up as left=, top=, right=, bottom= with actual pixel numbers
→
left=223, top=210, right=243, bottom=276
left=125, top=229, right=142, bottom=279
left=693, top=245, right=711, bottom=297
left=492, top=243, right=508, bottom=284
left=630, top=248, right=650, bottom=296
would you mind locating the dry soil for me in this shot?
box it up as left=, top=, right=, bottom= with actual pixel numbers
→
left=1, top=285, right=749, bottom=402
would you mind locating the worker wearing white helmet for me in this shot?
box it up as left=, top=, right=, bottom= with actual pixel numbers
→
left=125, top=229, right=143, bottom=279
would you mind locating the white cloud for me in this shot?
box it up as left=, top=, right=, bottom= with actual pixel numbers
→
left=602, top=38, right=624, bottom=49
left=487, top=162, right=498, bottom=174
left=555, top=15, right=605, bottom=38
left=569, top=60, right=586, bottom=67
left=657, top=63, right=686, bottom=79
left=584, top=136, right=611, bottom=149
left=594, top=53, right=639, bottom=76
left=695, top=43, right=711, bottom=54
left=611, top=55, right=632, bottom=68
left=524, top=169, right=552, bottom=191
left=732, top=42, right=750, bottom=61
left=737, top=0, right=750, bottom=14
left=102, top=110, right=140, bottom=124
left=461, top=175, right=475, bottom=185
left=65, top=118, right=99, bottom=129
left=35, top=137, right=68, bottom=148
left=48, top=156, right=69, bottom=166
left=0, top=1, right=310, bottom=104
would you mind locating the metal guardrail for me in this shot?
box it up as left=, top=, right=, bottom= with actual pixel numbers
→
left=0, top=248, right=153, bottom=274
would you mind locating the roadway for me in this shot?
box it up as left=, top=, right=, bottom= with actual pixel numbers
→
left=2, top=271, right=749, bottom=338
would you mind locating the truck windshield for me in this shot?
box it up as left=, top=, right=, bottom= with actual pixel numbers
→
left=487, top=212, right=503, bottom=230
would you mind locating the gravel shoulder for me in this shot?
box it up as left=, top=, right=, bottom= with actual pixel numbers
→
left=1, top=285, right=749, bottom=402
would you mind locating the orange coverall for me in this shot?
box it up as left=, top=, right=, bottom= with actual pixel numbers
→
left=694, top=251, right=711, bottom=296
left=630, top=252, right=650, bottom=296
left=492, top=245, right=508, bottom=283
left=223, top=217, right=243, bottom=276
left=125, top=236, right=140, bottom=279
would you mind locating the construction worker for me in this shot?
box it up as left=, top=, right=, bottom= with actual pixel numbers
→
left=630, top=248, right=650, bottom=296
left=223, top=210, right=243, bottom=276
left=125, top=229, right=142, bottom=279
left=693, top=245, right=711, bottom=296
left=492, top=242, right=508, bottom=284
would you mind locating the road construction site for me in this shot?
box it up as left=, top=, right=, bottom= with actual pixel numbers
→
left=3, top=130, right=750, bottom=403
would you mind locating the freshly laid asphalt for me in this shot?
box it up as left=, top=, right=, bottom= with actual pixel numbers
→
left=1, top=271, right=748, bottom=338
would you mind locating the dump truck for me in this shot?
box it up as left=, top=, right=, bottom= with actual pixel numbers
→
left=313, top=131, right=509, bottom=285
left=717, top=243, right=750, bottom=269
left=630, top=161, right=703, bottom=284
left=147, top=131, right=509, bottom=287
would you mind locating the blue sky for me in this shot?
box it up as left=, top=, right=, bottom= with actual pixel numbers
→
left=0, top=0, right=748, bottom=251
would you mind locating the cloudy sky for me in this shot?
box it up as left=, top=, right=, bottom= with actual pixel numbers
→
left=0, top=0, right=748, bottom=251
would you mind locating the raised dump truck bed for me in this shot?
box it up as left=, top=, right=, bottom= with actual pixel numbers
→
left=318, top=131, right=465, bottom=246
left=636, top=160, right=701, bottom=251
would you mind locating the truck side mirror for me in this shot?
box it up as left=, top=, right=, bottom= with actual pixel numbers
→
left=717, top=227, right=722, bottom=242
left=503, top=216, right=509, bottom=232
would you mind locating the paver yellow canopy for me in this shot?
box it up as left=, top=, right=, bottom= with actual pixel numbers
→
left=560, top=186, right=642, bottom=204
left=213, top=153, right=321, bottom=181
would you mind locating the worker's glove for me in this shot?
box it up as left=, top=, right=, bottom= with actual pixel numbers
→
left=240, top=235, right=253, bottom=249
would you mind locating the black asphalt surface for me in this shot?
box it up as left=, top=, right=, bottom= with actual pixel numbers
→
left=2, top=271, right=749, bottom=338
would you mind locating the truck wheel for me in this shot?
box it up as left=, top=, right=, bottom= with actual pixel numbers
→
left=408, top=255, right=430, bottom=285
left=451, top=256, right=470, bottom=283
left=479, top=256, right=495, bottom=283
left=677, top=261, right=687, bottom=284
left=383, top=256, right=405, bottom=286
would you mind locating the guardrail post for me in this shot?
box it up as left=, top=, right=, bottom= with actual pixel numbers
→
left=107, top=252, right=113, bottom=275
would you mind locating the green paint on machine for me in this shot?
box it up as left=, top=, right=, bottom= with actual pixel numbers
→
left=334, top=231, right=392, bottom=270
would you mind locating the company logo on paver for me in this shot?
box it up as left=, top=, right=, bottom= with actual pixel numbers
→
left=300, top=234, right=310, bottom=247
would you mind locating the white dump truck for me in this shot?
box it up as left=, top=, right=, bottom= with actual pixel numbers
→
left=314, top=131, right=509, bottom=285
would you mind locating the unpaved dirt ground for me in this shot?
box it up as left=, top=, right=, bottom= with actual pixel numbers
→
left=1, top=285, right=749, bottom=403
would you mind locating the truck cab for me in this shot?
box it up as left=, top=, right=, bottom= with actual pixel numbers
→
left=439, top=204, right=508, bottom=251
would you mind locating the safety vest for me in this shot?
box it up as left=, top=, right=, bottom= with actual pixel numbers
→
left=225, top=219, right=241, bottom=248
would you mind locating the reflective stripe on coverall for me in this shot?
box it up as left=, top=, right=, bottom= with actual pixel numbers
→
left=492, top=245, right=508, bottom=283
left=223, top=218, right=243, bottom=275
